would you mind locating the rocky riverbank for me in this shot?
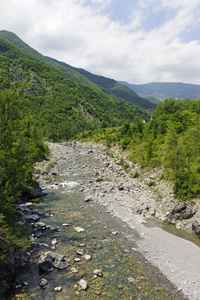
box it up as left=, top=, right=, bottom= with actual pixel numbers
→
left=33, top=141, right=200, bottom=300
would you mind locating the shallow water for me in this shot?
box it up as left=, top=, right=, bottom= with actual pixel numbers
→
left=145, top=219, right=200, bottom=248
left=7, top=148, right=185, bottom=299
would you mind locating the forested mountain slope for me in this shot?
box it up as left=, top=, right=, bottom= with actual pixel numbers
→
left=0, top=35, right=149, bottom=141
left=0, top=30, right=156, bottom=110
left=47, top=56, right=156, bottom=110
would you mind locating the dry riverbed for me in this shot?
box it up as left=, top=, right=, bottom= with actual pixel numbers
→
left=34, top=141, right=200, bottom=300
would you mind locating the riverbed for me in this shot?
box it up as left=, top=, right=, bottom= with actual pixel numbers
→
left=7, top=142, right=200, bottom=299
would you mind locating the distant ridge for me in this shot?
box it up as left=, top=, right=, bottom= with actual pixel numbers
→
left=119, top=81, right=200, bottom=101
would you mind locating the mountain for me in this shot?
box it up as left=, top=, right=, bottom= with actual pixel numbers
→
left=120, top=81, right=200, bottom=101
left=46, top=57, right=156, bottom=110
left=0, top=30, right=156, bottom=110
left=0, top=34, right=150, bottom=141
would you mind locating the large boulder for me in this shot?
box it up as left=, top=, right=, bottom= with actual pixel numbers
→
left=192, top=219, right=200, bottom=238
left=166, top=202, right=195, bottom=223
left=26, top=180, right=47, bottom=199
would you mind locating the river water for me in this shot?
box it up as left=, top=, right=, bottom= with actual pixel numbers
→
left=7, top=147, right=186, bottom=299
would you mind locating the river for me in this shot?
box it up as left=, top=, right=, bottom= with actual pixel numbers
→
left=6, top=143, right=192, bottom=299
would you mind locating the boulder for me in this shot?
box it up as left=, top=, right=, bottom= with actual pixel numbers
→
left=39, top=259, right=53, bottom=272
left=52, top=260, right=69, bottom=270
left=45, top=251, right=66, bottom=261
left=28, top=180, right=47, bottom=199
left=172, top=202, right=186, bottom=213
left=192, top=219, right=200, bottom=238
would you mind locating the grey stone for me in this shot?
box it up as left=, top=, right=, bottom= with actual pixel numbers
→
left=39, top=259, right=53, bottom=272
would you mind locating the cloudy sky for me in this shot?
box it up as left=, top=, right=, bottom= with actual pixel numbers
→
left=1, top=0, right=200, bottom=84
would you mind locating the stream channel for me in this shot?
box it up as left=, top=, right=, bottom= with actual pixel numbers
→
left=7, top=146, right=186, bottom=299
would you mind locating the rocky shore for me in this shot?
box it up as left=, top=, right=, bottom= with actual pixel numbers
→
left=32, top=141, right=200, bottom=299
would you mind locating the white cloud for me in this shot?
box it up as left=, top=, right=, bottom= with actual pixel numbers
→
left=0, top=0, right=200, bottom=84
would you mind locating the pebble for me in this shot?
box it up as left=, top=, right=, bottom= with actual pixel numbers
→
left=39, top=278, right=48, bottom=287
left=84, top=254, right=91, bottom=261
left=78, top=279, right=88, bottom=290
left=71, top=267, right=79, bottom=273
left=54, top=286, right=62, bottom=292
left=93, top=269, right=102, bottom=277
left=51, top=238, right=58, bottom=245
left=77, top=249, right=84, bottom=255
left=74, top=227, right=85, bottom=233
left=74, top=257, right=81, bottom=262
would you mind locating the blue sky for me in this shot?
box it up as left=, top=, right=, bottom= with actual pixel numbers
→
left=1, top=0, right=200, bottom=84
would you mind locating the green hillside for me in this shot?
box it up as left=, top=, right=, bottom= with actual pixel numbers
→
left=47, top=56, right=156, bottom=110
left=0, top=35, right=149, bottom=141
left=0, top=30, right=156, bottom=110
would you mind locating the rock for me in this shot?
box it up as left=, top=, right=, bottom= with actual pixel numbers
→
left=62, top=223, right=69, bottom=227
left=192, top=219, right=200, bottom=238
left=51, top=238, right=58, bottom=245
left=28, top=180, right=47, bottom=199
left=85, top=197, right=92, bottom=202
left=112, top=231, right=118, bottom=235
left=39, top=259, right=53, bottom=272
left=84, top=254, right=91, bottom=261
left=172, top=202, right=186, bottom=213
left=74, top=257, right=81, bottom=262
left=54, top=286, right=62, bottom=292
left=71, top=267, right=79, bottom=273
left=127, top=277, right=136, bottom=283
left=34, top=221, right=46, bottom=229
left=78, top=279, right=88, bottom=290
left=45, top=251, right=66, bottom=261
left=26, top=214, right=40, bottom=221
left=39, top=278, right=48, bottom=287
left=181, top=207, right=195, bottom=219
left=77, top=249, right=84, bottom=255
left=93, top=269, right=102, bottom=277
left=53, top=260, right=69, bottom=269
left=74, top=227, right=85, bottom=233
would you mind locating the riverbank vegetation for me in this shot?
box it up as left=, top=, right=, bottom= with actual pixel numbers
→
left=77, top=98, right=200, bottom=201
left=0, top=80, right=48, bottom=293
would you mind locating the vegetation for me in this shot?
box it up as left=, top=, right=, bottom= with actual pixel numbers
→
left=0, top=77, right=48, bottom=288
left=77, top=98, right=200, bottom=200
left=0, top=30, right=156, bottom=110
left=0, top=35, right=150, bottom=142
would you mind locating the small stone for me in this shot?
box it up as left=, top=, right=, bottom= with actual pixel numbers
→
left=53, top=260, right=69, bottom=270
left=54, top=286, right=62, bottom=292
left=62, top=223, right=69, bottom=227
left=128, top=277, right=136, bottom=283
left=118, top=285, right=124, bottom=289
left=74, top=257, right=81, bottom=262
left=51, top=238, right=57, bottom=245
left=77, top=249, right=84, bottom=255
left=112, top=231, right=118, bottom=235
left=39, top=278, right=48, bottom=287
left=71, top=267, right=79, bottom=273
left=74, top=227, right=84, bottom=233
left=93, top=269, right=102, bottom=277
left=84, top=254, right=91, bottom=261
left=78, top=279, right=88, bottom=290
